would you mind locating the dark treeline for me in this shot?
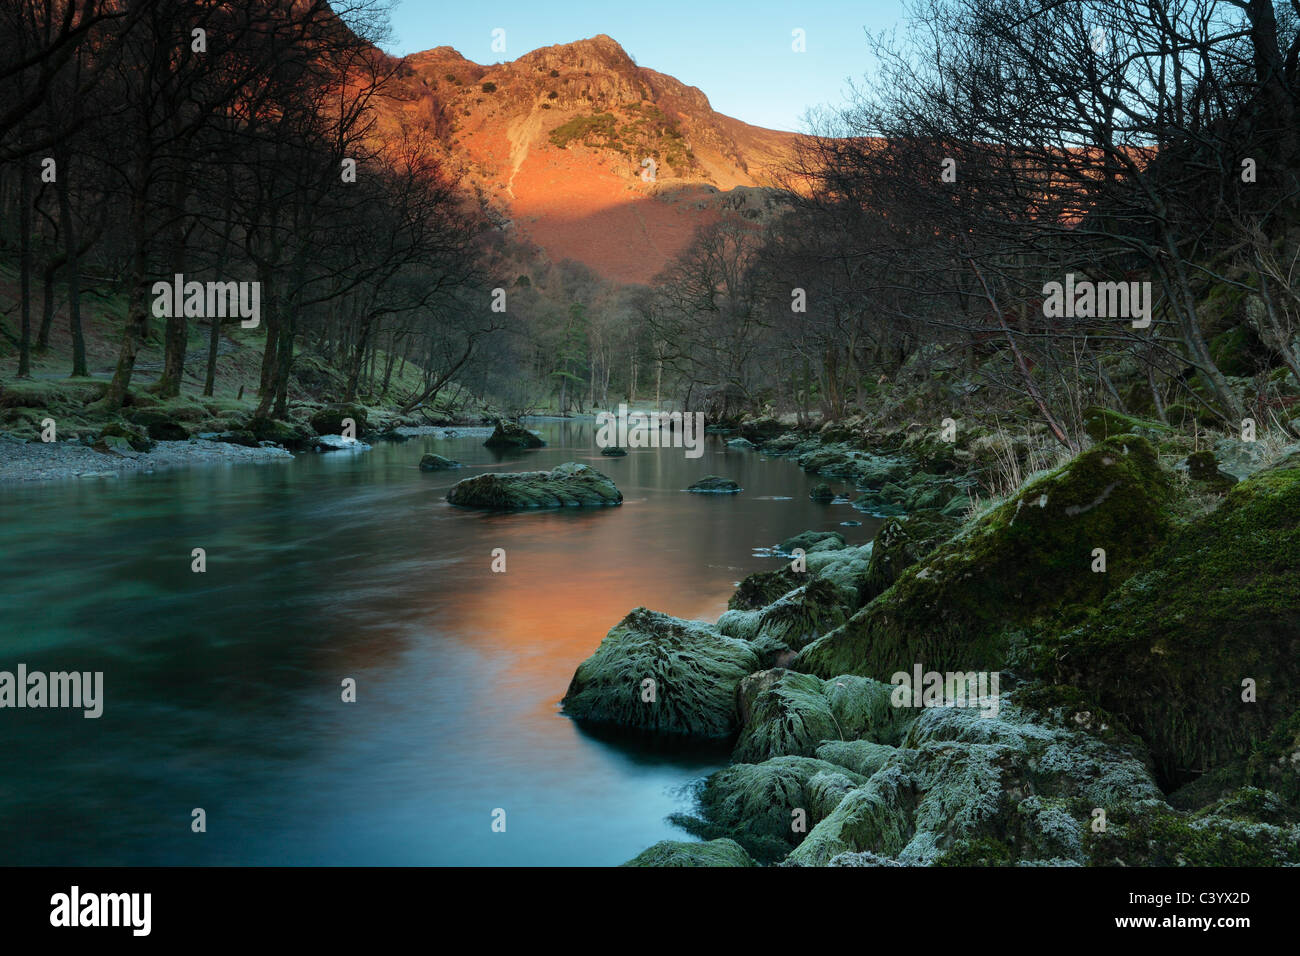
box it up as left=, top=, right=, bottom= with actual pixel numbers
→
left=648, top=0, right=1300, bottom=445
left=0, top=0, right=495, bottom=417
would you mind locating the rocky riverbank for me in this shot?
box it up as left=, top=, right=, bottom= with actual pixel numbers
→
left=564, top=412, right=1300, bottom=866
left=0, top=376, right=507, bottom=483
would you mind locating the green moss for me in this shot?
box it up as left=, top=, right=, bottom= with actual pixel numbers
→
left=482, top=420, right=544, bottom=449
left=797, top=437, right=1174, bottom=679
left=621, top=838, right=756, bottom=867
left=733, top=670, right=905, bottom=763
left=561, top=608, right=761, bottom=738
left=935, top=836, right=1014, bottom=866
left=717, top=578, right=848, bottom=653
left=1082, top=406, right=1172, bottom=442
left=1084, top=801, right=1300, bottom=866
left=670, top=756, right=867, bottom=863
left=727, top=567, right=801, bottom=610
left=1046, top=454, right=1300, bottom=788
left=446, top=462, right=622, bottom=509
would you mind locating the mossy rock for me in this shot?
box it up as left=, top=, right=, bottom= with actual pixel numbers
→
left=1084, top=800, right=1300, bottom=866
left=1164, top=401, right=1220, bottom=428
left=249, top=416, right=316, bottom=450
left=1082, top=406, right=1172, bottom=442
left=732, top=669, right=905, bottom=763
left=621, top=838, right=755, bottom=867
left=728, top=567, right=802, bottom=611
left=561, top=608, right=762, bottom=738
left=1208, top=325, right=1267, bottom=378
left=99, top=421, right=153, bottom=452
left=717, top=577, right=851, bottom=655
left=309, top=403, right=368, bottom=436
left=1046, top=453, right=1300, bottom=788
left=809, top=482, right=835, bottom=501
left=446, top=462, right=621, bottom=509
left=669, top=756, right=868, bottom=863
left=859, top=515, right=960, bottom=603
left=600, top=446, right=628, bottom=456
left=815, top=740, right=902, bottom=778
left=483, top=419, right=545, bottom=449
left=418, top=453, right=461, bottom=471
left=797, top=436, right=1174, bottom=679
left=780, top=530, right=844, bottom=554
left=687, top=475, right=741, bottom=493
left=126, top=407, right=191, bottom=439
left=788, top=687, right=1161, bottom=866
left=1184, top=450, right=1237, bottom=491
left=785, top=764, right=918, bottom=865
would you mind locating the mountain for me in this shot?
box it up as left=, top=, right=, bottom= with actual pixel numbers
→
left=381, top=35, right=801, bottom=284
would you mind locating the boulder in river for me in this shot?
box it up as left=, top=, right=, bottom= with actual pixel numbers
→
left=419, top=453, right=461, bottom=471
left=314, top=434, right=371, bottom=453
left=562, top=607, right=761, bottom=737
left=446, top=462, right=621, bottom=509
left=809, top=482, right=835, bottom=502
left=483, top=419, right=545, bottom=449
left=600, top=446, right=628, bottom=457
left=310, top=403, right=368, bottom=437
left=687, top=475, right=741, bottom=493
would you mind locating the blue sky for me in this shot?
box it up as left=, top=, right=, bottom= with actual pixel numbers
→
left=377, top=0, right=905, bottom=131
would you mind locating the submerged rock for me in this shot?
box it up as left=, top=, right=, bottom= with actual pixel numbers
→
left=687, top=475, right=741, bottom=493
left=446, top=462, right=621, bottom=509
left=418, top=453, right=461, bottom=471
left=483, top=419, right=545, bottom=449
left=561, top=608, right=761, bottom=738
left=726, top=437, right=756, bottom=450
left=621, top=838, right=755, bottom=867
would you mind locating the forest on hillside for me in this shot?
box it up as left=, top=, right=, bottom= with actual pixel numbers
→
left=1, top=0, right=1298, bottom=446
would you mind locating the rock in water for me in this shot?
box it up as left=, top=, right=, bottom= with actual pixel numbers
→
left=446, top=462, right=621, bottom=509
left=419, top=454, right=461, bottom=471
left=600, top=446, right=628, bottom=456
left=621, top=838, right=755, bottom=867
left=809, top=482, right=835, bottom=501
left=314, top=435, right=371, bottom=453
left=687, top=475, right=741, bottom=493
left=483, top=419, right=545, bottom=449
left=562, top=607, right=761, bottom=737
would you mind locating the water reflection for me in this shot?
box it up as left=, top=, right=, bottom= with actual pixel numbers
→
left=0, top=421, right=878, bottom=865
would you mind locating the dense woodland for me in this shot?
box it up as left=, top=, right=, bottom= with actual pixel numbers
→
left=2, top=0, right=1299, bottom=442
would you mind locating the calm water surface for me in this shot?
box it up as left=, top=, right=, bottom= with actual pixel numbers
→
left=0, top=421, right=879, bottom=865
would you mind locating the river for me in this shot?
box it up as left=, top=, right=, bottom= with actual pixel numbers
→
left=0, top=420, right=879, bottom=865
